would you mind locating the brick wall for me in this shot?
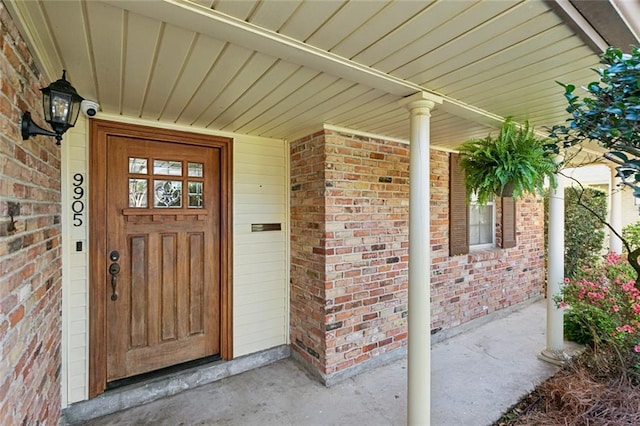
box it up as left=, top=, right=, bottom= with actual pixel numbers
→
left=0, top=3, right=63, bottom=425
left=290, top=131, right=328, bottom=374
left=430, top=151, right=545, bottom=332
left=290, top=129, right=545, bottom=381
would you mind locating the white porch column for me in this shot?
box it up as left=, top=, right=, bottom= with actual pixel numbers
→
left=539, top=167, right=565, bottom=364
left=610, top=168, right=623, bottom=254
left=400, top=92, right=442, bottom=426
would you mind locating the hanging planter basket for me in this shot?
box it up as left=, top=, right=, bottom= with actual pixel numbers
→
left=458, top=118, right=558, bottom=205
left=497, top=181, right=515, bottom=198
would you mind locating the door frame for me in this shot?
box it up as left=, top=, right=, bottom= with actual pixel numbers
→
left=88, top=119, right=233, bottom=398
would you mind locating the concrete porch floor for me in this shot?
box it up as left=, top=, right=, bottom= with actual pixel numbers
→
left=67, top=298, right=576, bottom=426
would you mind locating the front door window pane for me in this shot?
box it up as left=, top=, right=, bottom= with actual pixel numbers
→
left=129, top=158, right=148, bottom=174
left=188, top=182, right=203, bottom=208
left=154, top=160, right=182, bottom=176
left=129, top=179, right=148, bottom=207
left=188, top=162, right=203, bottom=177
left=154, top=180, right=182, bottom=208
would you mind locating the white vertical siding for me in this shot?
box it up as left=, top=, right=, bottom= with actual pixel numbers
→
left=61, top=116, right=289, bottom=403
left=61, top=116, right=90, bottom=406
left=233, top=137, right=289, bottom=357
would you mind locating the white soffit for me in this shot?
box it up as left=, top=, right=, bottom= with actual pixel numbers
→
left=4, top=0, right=622, bottom=147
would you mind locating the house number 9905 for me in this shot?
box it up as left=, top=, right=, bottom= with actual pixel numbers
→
left=72, top=173, right=85, bottom=227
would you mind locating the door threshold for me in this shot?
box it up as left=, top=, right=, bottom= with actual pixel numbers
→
left=62, top=345, right=290, bottom=425
left=106, top=355, right=221, bottom=391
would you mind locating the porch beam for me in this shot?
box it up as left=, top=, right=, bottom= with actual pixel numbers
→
left=400, top=92, right=442, bottom=426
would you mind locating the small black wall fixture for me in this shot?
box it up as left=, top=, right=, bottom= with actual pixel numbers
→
left=21, top=70, right=84, bottom=145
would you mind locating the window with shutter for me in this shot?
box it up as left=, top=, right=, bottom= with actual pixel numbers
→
left=449, top=153, right=517, bottom=255
left=469, top=194, right=495, bottom=248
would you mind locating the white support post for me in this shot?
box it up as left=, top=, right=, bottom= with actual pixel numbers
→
left=539, top=168, right=565, bottom=365
left=610, top=167, right=623, bottom=254
left=400, top=92, right=442, bottom=426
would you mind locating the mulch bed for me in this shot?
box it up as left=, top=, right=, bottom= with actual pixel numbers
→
left=493, top=367, right=640, bottom=425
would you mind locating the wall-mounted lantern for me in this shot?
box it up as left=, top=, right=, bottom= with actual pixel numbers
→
left=21, top=70, right=84, bottom=145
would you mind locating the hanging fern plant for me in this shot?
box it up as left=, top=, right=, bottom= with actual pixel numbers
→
left=458, top=117, right=559, bottom=204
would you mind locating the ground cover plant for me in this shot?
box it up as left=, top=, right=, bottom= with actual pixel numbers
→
left=495, top=252, right=640, bottom=425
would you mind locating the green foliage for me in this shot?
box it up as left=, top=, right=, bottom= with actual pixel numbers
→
left=544, top=186, right=606, bottom=284
left=563, top=310, right=593, bottom=345
left=557, top=252, right=640, bottom=377
left=623, top=221, right=640, bottom=252
left=550, top=46, right=640, bottom=197
left=563, top=187, right=607, bottom=278
left=458, top=118, right=558, bottom=205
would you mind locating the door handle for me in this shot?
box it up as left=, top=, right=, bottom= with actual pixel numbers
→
left=109, top=262, right=120, bottom=301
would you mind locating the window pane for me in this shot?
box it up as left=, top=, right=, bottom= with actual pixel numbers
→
left=469, top=222, right=480, bottom=245
left=129, top=158, right=147, bottom=174
left=188, top=162, right=203, bottom=177
left=129, top=179, right=148, bottom=207
left=154, top=160, right=182, bottom=176
left=469, top=204, right=493, bottom=245
left=479, top=205, right=492, bottom=225
left=154, top=180, right=182, bottom=208
left=479, top=223, right=492, bottom=244
left=188, top=182, right=203, bottom=208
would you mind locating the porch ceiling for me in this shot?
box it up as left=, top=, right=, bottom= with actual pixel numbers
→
left=5, top=0, right=638, bottom=150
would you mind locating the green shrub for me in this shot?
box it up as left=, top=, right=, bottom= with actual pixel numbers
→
left=557, top=252, right=640, bottom=379
left=544, top=186, right=607, bottom=278
left=623, top=222, right=640, bottom=253
left=563, top=310, right=593, bottom=345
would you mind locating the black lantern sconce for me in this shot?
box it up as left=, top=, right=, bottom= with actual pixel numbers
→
left=21, top=70, right=84, bottom=145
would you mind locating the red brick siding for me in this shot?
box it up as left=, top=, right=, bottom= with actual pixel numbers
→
left=430, top=150, right=545, bottom=330
left=290, top=130, right=544, bottom=379
left=0, top=3, right=63, bottom=425
left=290, top=131, right=328, bottom=374
left=322, top=131, right=409, bottom=376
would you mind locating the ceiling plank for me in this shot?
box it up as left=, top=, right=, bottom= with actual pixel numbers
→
left=213, top=0, right=259, bottom=21
left=250, top=76, right=353, bottom=136
left=278, top=0, right=347, bottom=42
left=140, top=24, right=197, bottom=120
left=193, top=52, right=278, bottom=128
left=210, top=60, right=300, bottom=130
left=264, top=84, right=376, bottom=139
left=398, top=3, right=557, bottom=82
left=158, top=34, right=226, bottom=123
left=175, top=43, right=254, bottom=125
left=330, top=1, right=432, bottom=60
left=121, top=12, right=163, bottom=117
left=224, top=66, right=321, bottom=133
left=350, top=0, right=466, bottom=67
left=85, top=1, right=126, bottom=113
left=304, top=1, right=387, bottom=51
left=426, top=26, right=577, bottom=90
left=249, top=1, right=300, bottom=32
left=40, top=1, right=95, bottom=97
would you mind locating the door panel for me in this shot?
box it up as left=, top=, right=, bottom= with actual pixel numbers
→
left=89, top=120, right=233, bottom=397
left=105, top=135, right=220, bottom=381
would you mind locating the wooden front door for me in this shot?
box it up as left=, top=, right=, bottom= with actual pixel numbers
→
left=89, top=121, right=233, bottom=395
